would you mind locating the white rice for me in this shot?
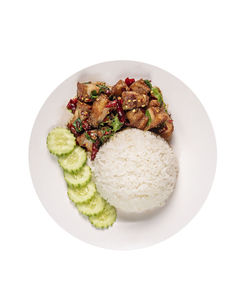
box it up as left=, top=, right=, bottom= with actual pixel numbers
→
left=90, top=128, right=179, bottom=213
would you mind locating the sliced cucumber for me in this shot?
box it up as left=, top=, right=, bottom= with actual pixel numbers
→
left=58, top=146, right=86, bottom=173
left=89, top=202, right=116, bottom=229
left=68, top=181, right=96, bottom=203
left=64, top=165, right=91, bottom=188
left=47, top=127, right=75, bottom=156
left=76, top=192, right=105, bottom=216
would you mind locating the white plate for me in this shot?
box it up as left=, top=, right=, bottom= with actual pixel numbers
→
left=29, top=61, right=217, bottom=250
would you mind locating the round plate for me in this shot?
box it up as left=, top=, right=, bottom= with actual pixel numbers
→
left=29, top=61, right=217, bottom=250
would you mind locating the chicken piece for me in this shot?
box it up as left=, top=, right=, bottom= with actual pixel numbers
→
left=159, top=123, right=174, bottom=140
left=145, top=107, right=169, bottom=130
left=111, top=80, right=129, bottom=96
left=158, top=115, right=174, bottom=140
left=76, top=101, right=92, bottom=121
left=126, top=109, right=149, bottom=130
left=89, top=94, right=110, bottom=127
left=122, top=91, right=149, bottom=110
left=77, top=82, right=100, bottom=100
left=76, top=134, right=93, bottom=152
left=129, top=79, right=151, bottom=95
left=67, top=101, right=91, bottom=127
left=148, top=99, right=161, bottom=108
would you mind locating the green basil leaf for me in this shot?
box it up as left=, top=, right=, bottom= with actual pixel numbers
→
left=111, top=115, right=123, bottom=132
left=84, top=132, right=94, bottom=142
left=144, top=80, right=152, bottom=89
left=152, top=87, right=163, bottom=105
left=73, top=118, right=83, bottom=133
left=90, top=90, right=98, bottom=99
left=145, top=110, right=152, bottom=127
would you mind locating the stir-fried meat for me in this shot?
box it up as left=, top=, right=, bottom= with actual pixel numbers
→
left=158, top=121, right=174, bottom=140
left=76, top=102, right=92, bottom=121
left=68, top=101, right=91, bottom=127
left=148, top=99, right=161, bottom=108
left=126, top=109, right=149, bottom=130
left=76, top=134, right=93, bottom=152
left=145, top=107, right=169, bottom=130
left=89, top=94, right=110, bottom=127
left=68, top=111, right=79, bottom=128
left=77, top=82, right=88, bottom=99
left=122, top=91, right=149, bottom=110
left=129, top=79, right=151, bottom=95
left=77, top=82, right=100, bottom=100
left=111, top=80, right=129, bottom=96
left=68, top=77, right=174, bottom=159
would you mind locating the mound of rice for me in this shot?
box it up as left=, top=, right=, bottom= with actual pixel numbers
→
left=91, top=128, right=178, bottom=213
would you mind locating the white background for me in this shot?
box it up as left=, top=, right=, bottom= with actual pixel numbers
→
left=0, top=0, right=249, bottom=298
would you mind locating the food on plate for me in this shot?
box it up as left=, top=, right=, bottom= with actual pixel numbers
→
left=47, top=77, right=178, bottom=229
left=76, top=193, right=105, bottom=216
left=91, top=129, right=178, bottom=213
left=47, top=127, right=75, bottom=156
left=47, top=141, right=116, bottom=229
left=89, top=202, right=117, bottom=229
left=64, top=165, right=91, bottom=188
left=66, top=78, right=174, bottom=160
left=67, top=181, right=96, bottom=203
left=58, top=146, right=86, bottom=173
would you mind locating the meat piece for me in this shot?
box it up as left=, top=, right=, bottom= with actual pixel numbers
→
left=159, top=124, right=174, bottom=140
left=77, top=82, right=88, bottom=99
left=126, top=109, right=149, bottom=130
left=89, top=94, right=110, bottom=127
left=77, top=82, right=100, bottom=100
left=158, top=115, right=174, bottom=140
left=129, top=79, right=151, bottom=95
left=145, top=107, right=169, bottom=130
left=68, top=109, right=80, bottom=127
left=67, top=101, right=91, bottom=128
left=122, top=91, right=149, bottom=110
left=76, top=134, right=93, bottom=152
left=148, top=99, right=161, bottom=108
left=76, top=101, right=92, bottom=121
left=111, top=80, right=129, bottom=96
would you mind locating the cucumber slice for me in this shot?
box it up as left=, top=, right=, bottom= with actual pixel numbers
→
left=68, top=181, right=96, bottom=203
left=64, top=165, right=91, bottom=188
left=58, top=146, right=86, bottom=173
left=89, top=202, right=116, bottom=229
left=47, top=127, right=75, bottom=156
left=76, top=192, right=105, bottom=216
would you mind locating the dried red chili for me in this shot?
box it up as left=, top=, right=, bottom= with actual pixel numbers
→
left=67, top=123, right=78, bottom=136
left=106, top=100, right=117, bottom=108
left=82, top=120, right=91, bottom=131
left=125, top=77, right=135, bottom=86
left=116, top=98, right=126, bottom=123
left=91, top=140, right=100, bottom=160
left=66, top=98, right=78, bottom=113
